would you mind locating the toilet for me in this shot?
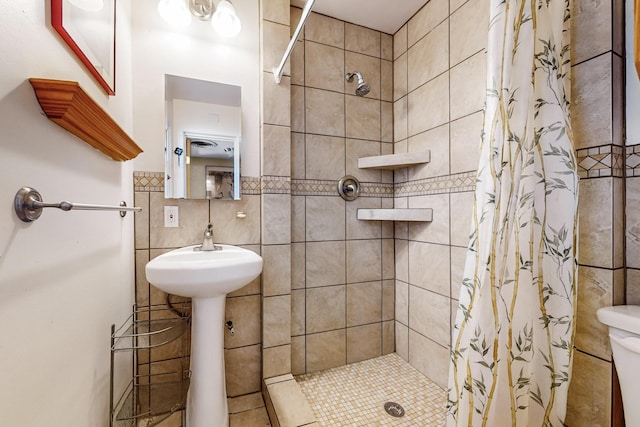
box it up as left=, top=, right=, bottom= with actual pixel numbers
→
left=596, top=305, right=640, bottom=427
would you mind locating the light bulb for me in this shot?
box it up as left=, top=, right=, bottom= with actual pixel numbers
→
left=68, top=0, right=104, bottom=12
left=211, top=0, right=241, bottom=37
left=158, top=0, right=192, bottom=28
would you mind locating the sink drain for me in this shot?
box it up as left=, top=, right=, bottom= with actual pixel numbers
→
left=384, top=401, right=405, bottom=418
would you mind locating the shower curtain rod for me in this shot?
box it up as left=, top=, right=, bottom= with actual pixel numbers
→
left=273, top=0, right=316, bottom=84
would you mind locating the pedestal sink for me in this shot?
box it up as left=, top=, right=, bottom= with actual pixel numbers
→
left=145, top=245, right=263, bottom=427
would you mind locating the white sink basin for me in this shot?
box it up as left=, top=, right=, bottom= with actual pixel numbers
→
left=145, top=244, right=263, bottom=427
left=145, top=244, right=263, bottom=298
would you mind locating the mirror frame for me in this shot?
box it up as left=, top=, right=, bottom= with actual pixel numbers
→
left=51, top=0, right=116, bottom=95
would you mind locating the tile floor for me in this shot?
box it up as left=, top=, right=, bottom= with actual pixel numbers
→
left=296, top=353, right=447, bottom=426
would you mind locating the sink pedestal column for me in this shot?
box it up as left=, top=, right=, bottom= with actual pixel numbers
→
left=187, top=296, right=229, bottom=427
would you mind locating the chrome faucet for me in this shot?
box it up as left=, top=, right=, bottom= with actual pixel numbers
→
left=201, top=223, right=217, bottom=251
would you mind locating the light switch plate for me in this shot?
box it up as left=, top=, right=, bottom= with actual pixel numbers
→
left=164, top=206, right=179, bottom=227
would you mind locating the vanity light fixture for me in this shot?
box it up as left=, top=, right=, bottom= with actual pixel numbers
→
left=158, top=0, right=241, bottom=37
left=68, top=0, right=104, bottom=12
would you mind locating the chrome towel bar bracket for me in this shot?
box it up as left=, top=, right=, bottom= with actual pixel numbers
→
left=14, top=186, right=142, bottom=223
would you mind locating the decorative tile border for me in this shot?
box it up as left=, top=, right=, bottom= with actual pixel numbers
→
left=627, top=144, right=640, bottom=177
left=577, top=144, right=624, bottom=179
left=261, top=176, right=291, bottom=194
left=133, top=171, right=164, bottom=192
left=291, top=179, right=394, bottom=198
left=242, top=176, right=261, bottom=195
left=395, top=172, right=477, bottom=196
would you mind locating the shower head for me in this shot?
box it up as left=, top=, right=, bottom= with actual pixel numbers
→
left=345, top=71, right=371, bottom=96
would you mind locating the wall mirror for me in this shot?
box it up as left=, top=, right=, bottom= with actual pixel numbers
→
left=164, top=75, right=242, bottom=200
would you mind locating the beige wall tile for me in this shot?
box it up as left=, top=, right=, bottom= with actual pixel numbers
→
left=382, top=239, right=395, bottom=280
left=408, top=0, right=449, bottom=47
left=262, top=125, right=291, bottom=177
left=578, top=178, right=613, bottom=268
left=408, top=193, right=450, bottom=244
left=291, top=242, right=305, bottom=289
left=266, top=379, right=316, bottom=426
left=381, top=101, right=393, bottom=142
left=292, top=196, right=305, bottom=243
left=450, top=52, right=486, bottom=120
left=572, top=54, right=613, bottom=149
left=347, top=239, right=383, bottom=283
left=450, top=246, right=467, bottom=301
left=225, top=344, right=262, bottom=396
left=450, top=112, right=482, bottom=174
left=291, top=132, right=306, bottom=179
left=408, top=21, right=449, bottom=92
left=306, top=241, right=346, bottom=287
left=225, top=295, right=262, bottom=349
left=396, top=322, right=409, bottom=361
left=228, top=245, right=262, bottom=297
left=306, top=285, right=346, bottom=333
left=262, top=194, right=291, bottom=245
left=394, top=97, right=408, bottom=142
left=135, top=250, right=150, bottom=307
left=382, top=279, right=395, bottom=321
left=566, top=352, right=612, bottom=427
left=382, top=320, right=395, bottom=355
left=292, top=288, right=305, bottom=336
left=395, top=239, right=409, bottom=283
left=614, top=177, right=624, bottom=269
left=345, top=96, right=381, bottom=140
left=449, top=0, right=488, bottom=66
left=576, top=266, right=613, bottom=361
left=394, top=52, right=408, bottom=101
left=263, top=295, right=291, bottom=347
left=291, top=84, right=305, bottom=133
left=263, top=73, right=291, bottom=127
left=210, top=195, right=261, bottom=245
left=263, top=345, right=291, bottom=379
left=305, top=196, right=345, bottom=241
left=305, top=41, right=345, bottom=92
left=381, top=60, right=393, bottom=102
left=305, top=88, right=345, bottom=137
left=408, top=330, right=449, bottom=388
left=346, top=197, right=382, bottom=240
left=381, top=33, right=393, bottom=60
left=347, top=323, right=382, bottom=363
left=345, top=23, right=381, bottom=57
left=306, top=329, right=346, bottom=372
left=571, top=0, right=612, bottom=64
left=396, top=279, right=409, bottom=325
left=408, top=241, right=450, bottom=296
left=149, top=193, right=209, bottom=249
left=347, top=281, right=382, bottom=326
left=394, top=24, right=407, bottom=59
left=345, top=52, right=381, bottom=99
left=262, top=244, right=292, bottom=296
left=628, top=268, right=640, bottom=304
left=228, top=392, right=265, bottom=414
left=290, top=6, right=303, bottom=39
left=305, top=134, right=345, bottom=180
left=409, top=286, right=450, bottom=347
left=450, top=0, right=466, bottom=13
left=229, top=407, right=271, bottom=426
left=134, top=192, right=149, bottom=249
left=408, top=72, right=449, bottom=137
left=291, top=40, right=305, bottom=86
left=263, top=0, right=290, bottom=25
left=450, top=191, right=474, bottom=247
left=614, top=267, right=625, bottom=306
left=305, top=12, right=344, bottom=48
left=346, top=139, right=382, bottom=182
left=291, top=335, right=306, bottom=375
left=407, top=123, right=450, bottom=179
left=263, top=21, right=290, bottom=74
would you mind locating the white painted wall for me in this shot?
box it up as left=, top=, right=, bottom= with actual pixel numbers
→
left=0, top=2, right=135, bottom=426
left=131, top=0, right=260, bottom=177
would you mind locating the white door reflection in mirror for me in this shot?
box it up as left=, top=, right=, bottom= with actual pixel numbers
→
left=164, top=75, right=241, bottom=199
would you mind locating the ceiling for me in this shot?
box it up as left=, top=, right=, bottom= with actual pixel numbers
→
left=290, top=0, right=429, bottom=34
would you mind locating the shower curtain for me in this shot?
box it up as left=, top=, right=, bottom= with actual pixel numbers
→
left=446, top=0, right=578, bottom=426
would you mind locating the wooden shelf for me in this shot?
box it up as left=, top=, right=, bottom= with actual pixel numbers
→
left=357, top=208, right=433, bottom=222
left=29, top=78, right=142, bottom=161
left=357, top=151, right=430, bottom=170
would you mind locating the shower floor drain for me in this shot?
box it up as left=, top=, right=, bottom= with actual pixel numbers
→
left=384, top=401, right=405, bottom=418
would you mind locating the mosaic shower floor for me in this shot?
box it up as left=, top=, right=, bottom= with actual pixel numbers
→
left=295, top=353, right=447, bottom=426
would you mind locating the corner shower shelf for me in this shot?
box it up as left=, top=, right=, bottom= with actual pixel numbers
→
left=29, top=78, right=143, bottom=161
left=357, top=208, right=433, bottom=222
left=110, top=304, right=191, bottom=427
left=357, top=150, right=430, bottom=170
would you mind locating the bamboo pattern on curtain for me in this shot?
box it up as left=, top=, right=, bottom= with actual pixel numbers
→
left=446, top=0, right=578, bottom=426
